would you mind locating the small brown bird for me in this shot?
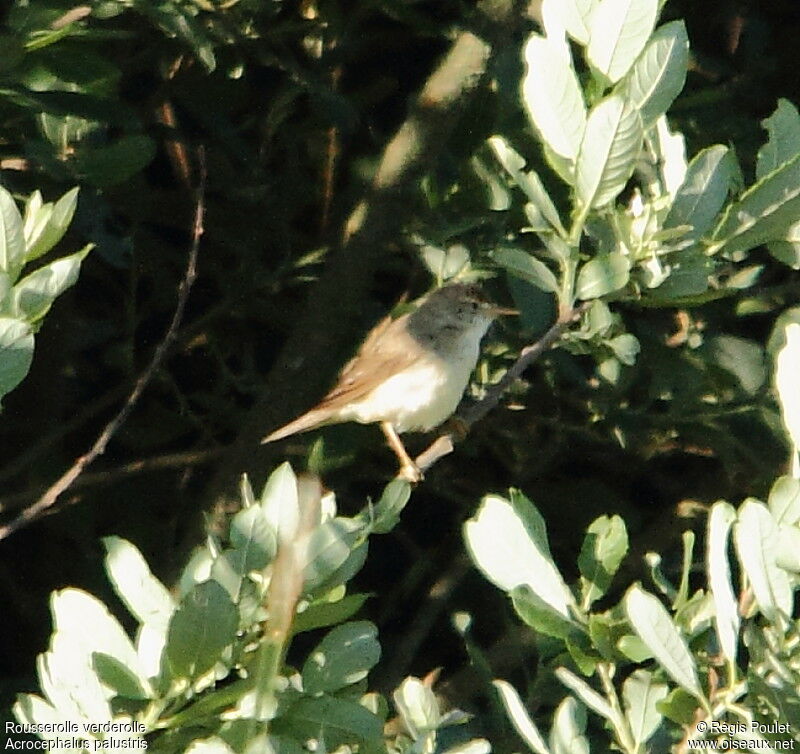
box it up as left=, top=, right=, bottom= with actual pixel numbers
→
left=262, top=283, right=515, bottom=481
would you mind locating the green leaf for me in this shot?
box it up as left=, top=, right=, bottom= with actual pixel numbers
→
left=575, top=254, right=630, bottom=299
left=703, top=335, right=765, bottom=394
left=768, top=238, right=800, bottom=270
left=710, top=152, right=800, bottom=257
left=302, top=621, right=381, bottom=695
left=229, top=505, right=276, bottom=571
left=370, top=478, right=411, bottom=534
left=293, top=593, right=370, bottom=635
left=92, top=652, right=152, bottom=700
left=622, top=670, right=668, bottom=748
left=420, top=242, right=471, bottom=282
left=511, top=586, right=577, bottom=639
left=492, top=680, right=552, bottom=754
left=578, top=514, right=628, bottom=609
left=304, top=517, right=365, bottom=591
left=166, top=580, right=238, bottom=680
left=587, top=0, right=658, bottom=83
left=622, top=21, right=689, bottom=127
left=0, top=317, right=33, bottom=402
left=261, top=462, right=299, bottom=544
left=733, top=499, right=793, bottom=623
left=74, top=134, right=156, bottom=187
left=623, top=585, right=703, bottom=700
left=768, top=476, right=800, bottom=526
left=608, top=333, right=640, bottom=366
left=756, top=99, right=800, bottom=180
left=103, top=536, right=175, bottom=628
left=665, top=146, right=735, bottom=243
left=549, top=696, right=589, bottom=754
left=10, top=245, right=91, bottom=322
left=393, top=676, right=440, bottom=737
left=541, top=0, right=594, bottom=45
left=522, top=34, right=586, bottom=162
left=554, top=667, right=615, bottom=722
left=576, top=95, right=643, bottom=209
left=706, top=502, right=739, bottom=665
left=276, top=695, right=383, bottom=747
left=493, top=248, right=559, bottom=294
left=24, top=187, right=79, bottom=262
left=0, top=185, right=26, bottom=281
left=772, top=317, right=800, bottom=452
left=655, top=688, right=697, bottom=725
left=488, top=136, right=566, bottom=234
left=464, top=493, right=574, bottom=620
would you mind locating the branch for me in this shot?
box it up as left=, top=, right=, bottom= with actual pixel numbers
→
left=0, top=151, right=206, bottom=542
left=414, top=304, right=588, bottom=475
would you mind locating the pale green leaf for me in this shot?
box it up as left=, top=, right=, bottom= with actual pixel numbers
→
left=587, top=0, right=658, bottom=83
left=768, top=476, right=800, bottom=526
left=489, top=136, right=566, bottom=234
left=623, top=585, right=703, bottom=699
left=261, top=462, right=299, bottom=544
left=522, top=34, right=586, bottom=162
left=0, top=186, right=26, bottom=281
left=575, top=253, right=630, bottom=299
left=393, top=676, right=440, bottom=738
left=650, top=115, right=687, bottom=199
left=710, top=153, right=800, bottom=256
left=623, top=21, right=689, bottom=127
left=10, top=245, right=91, bottom=323
left=24, top=187, right=80, bottom=262
left=706, top=502, right=739, bottom=665
left=622, top=669, right=668, bottom=748
left=103, top=536, right=175, bottom=628
left=756, top=99, right=800, bottom=180
left=773, top=320, right=800, bottom=453
left=464, top=493, right=574, bottom=619
left=665, top=146, right=735, bottom=243
left=578, top=514, right=628, bottom=608
left=554, top=667, right=615, bottom=722
left=493, top=248, right=559, bottom=294
left=303, top=517, right=365, bottom=590
left=576, top=95, right=643, bottom=209
left=0, top=317, right=33, bottom=402
left=493, top=680, right=552, bottom=754
left=542, top=0, right=595, bottom=45
left=549, top=696, right=589, bottom=754
left=609, top=333, right=640, bottom=366
left=734, top=499, right=793, bottom=622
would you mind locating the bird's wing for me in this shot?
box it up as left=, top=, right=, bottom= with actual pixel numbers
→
left=261, top=312, right=420, bottom=443
left=314, top=311, right=421, bottom=408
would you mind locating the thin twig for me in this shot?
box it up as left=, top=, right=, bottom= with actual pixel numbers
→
left=414, top=303, right=589, bottom=475
left=0, top=448, right=222, bottom=514
left=0, top=150, right=206, bottom=542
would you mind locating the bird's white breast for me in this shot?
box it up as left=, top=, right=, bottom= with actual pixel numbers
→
left=341, top=328, right=484, bottom=432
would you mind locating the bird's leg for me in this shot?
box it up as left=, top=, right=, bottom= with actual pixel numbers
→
left=380, top=421, right=423, bottom=483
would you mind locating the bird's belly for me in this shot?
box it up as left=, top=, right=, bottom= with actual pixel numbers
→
left=344, top=356, right=473, bottom=432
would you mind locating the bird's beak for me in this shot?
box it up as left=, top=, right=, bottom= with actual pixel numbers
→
left=488, top=304, right=519, bottom=317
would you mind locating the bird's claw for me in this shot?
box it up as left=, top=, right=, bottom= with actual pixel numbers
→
left=398, top=463, right=423, bottom=484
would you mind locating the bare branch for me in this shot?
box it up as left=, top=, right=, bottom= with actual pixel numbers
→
left=414, top=304, right=588, bottom=475
left=0, top=151, right=207, bottom=542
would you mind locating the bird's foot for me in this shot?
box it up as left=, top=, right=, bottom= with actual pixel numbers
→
left=398, top=462, right=424, bottom=484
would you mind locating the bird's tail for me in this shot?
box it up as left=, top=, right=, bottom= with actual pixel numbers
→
left=261, top=408, right=334, bottom=444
